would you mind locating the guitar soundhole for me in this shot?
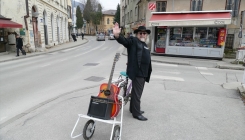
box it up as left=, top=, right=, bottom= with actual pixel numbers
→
left=104, top=90, right=111, bottom=96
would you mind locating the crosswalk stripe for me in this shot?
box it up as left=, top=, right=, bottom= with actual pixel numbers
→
left=152, top=62, right=178, bottom=67
left=196, top=67, right=208, bottom=70
left=200, top=72, right=213, bottom=75
left=151, top=75, right=184, bottom=81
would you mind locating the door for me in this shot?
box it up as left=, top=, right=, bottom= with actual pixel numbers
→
left=32, top=17, right=39, bottom=48
left=0, top=28, right=6, bottom=52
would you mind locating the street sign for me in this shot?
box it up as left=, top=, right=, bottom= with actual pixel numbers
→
left=148, top=2, right=156, bottom=11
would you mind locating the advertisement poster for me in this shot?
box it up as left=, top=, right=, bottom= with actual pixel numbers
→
left=217, top=28, right=226, bottom=46
left=20, top=28, right=26, bottom=36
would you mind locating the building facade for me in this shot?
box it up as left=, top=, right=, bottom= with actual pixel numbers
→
left=120, top=0, right=245, bottom=58
left=98, top=10, right=116, bottom=35
left=0, top=0, right=72, bottom=53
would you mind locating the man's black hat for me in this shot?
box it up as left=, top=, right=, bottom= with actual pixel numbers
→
left=134, top=26, right=151, bottom=34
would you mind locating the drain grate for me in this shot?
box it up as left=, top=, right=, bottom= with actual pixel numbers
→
left=84, top=76, right=105, bottom=82
left=83, top=63, right=99, bottom=66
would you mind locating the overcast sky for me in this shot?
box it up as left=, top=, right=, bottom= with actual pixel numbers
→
left=100, top=0, right=120, bottom=10
left=75, top=0, right=120, bottom=10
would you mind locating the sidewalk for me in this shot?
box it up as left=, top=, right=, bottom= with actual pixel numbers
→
left=0, top=38, right=88, bottom=63
left=122, top=48, right=244, bottom=70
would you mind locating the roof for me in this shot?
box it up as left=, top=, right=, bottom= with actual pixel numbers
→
left=103, top=10, right=116, bottom=15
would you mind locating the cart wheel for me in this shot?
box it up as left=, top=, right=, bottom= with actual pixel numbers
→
left=112, top=125, right=120, bottom=140
left=83, top=120, right=95, bottom=140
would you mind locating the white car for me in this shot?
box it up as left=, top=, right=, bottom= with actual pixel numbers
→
left=108, top=34, right=115, bottom=40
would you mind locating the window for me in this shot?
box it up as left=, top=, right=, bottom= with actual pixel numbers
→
left=226, top=0, right=240, bottom=17
left=169, top=27, right=222, bottom=48
left=156, top=1, right=167, bottom=12
left=130, top=10, right=132, bottom=23
left=191, top=0, right=203, bottom=11
left=135, top=7, right=137, bottom=16
left=107, top=18, right=109, bottom=24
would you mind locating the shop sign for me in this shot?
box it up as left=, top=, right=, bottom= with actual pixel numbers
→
left=214, top=20, right=225, bottom=25
left=151, top=22, right=159, bottom=26
left=217, top=28, right=226, bottom=46
left=148, top=2, right=156, bottom=11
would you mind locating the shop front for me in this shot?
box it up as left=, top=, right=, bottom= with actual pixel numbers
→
left=0, top=15, right=23, bottom=53
left=149, top=11, right=232, bottom=59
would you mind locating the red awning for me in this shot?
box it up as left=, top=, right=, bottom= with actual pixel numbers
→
left=0, top=19, right=23, bottom=28
left=149, top=12, right=231, bottom=26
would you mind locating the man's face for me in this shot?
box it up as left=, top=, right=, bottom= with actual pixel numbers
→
left=16, top=35, right=19, bottom=38
left=136, top=31, right=147, bottom=42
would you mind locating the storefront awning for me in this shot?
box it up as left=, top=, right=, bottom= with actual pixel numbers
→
left=149, top=11, right=232, bottom=27
left=0, top=19, right=23, bottom=28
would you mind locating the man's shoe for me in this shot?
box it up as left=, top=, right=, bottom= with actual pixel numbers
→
left=130, top=110, right=144, bottom=114
left=16, top=55, right=19, bottom=57
left=133, top=115, right=148, bottom=121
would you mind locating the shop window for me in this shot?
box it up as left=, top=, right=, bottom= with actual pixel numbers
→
left=191, top=0, right=203, bottom=11
left=169, top=27, right=222, bottom=48
left=156, top=1, right=167, bottom=12
left=226, top=0, right=240, bottom=17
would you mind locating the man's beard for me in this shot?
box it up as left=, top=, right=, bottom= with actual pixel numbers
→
left=140, top=37, right=149, bottom=44
left=140, top=38, right=146, bottom=42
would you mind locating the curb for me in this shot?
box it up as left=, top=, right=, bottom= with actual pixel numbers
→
left=122, top=48, right=244, bottom=70
left=238, top=86, right=245, bottom=98
left=0, top=39, right=89, bottom=63
left=217, top=65, right=244, bottom=70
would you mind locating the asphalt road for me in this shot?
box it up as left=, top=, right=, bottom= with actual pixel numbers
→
left=0, top=36, right=245, bottom=140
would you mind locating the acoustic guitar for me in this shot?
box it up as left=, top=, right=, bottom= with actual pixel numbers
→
left=97, top=53, right=121, bottom=118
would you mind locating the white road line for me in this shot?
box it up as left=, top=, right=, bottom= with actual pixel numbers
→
left=0, top=116, right=7, bottom=121
left=40, top=64, right=51, bottom=67
left=196, top=67, right=208, bottom=70
left=73, top=42, right=105, bottom=57
left=155, top=71, right=180, bottom=75
left=200, top=72, right=213, bottom=75
left=101, top=46, right=109, bottom=50
left=152, top=62, right=178, bottom=67
left=60, top=59, right=67, bottom=62
left=62, top=48, right=77, bottom=52
left=151, top=75, right=184, bottom=81
left=48, top=52, right=58, bottom=55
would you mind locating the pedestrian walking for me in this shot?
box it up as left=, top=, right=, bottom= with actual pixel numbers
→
left=113, top=22, right=152, bottom=121
left=71, top=33, right=77, bottom=42
left=81, top=32, right=84, bottom=40
left=16, top=34, right=26, bottom=57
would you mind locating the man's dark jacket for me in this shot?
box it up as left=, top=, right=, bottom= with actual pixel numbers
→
left=16, top=38, right=23, bottom=48
left=115, top=34, right=152, bottom=83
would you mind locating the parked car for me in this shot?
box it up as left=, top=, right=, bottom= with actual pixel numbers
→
left=97, top=33, right=105, bottom=41
left=108, top=33, right=115, bottom=40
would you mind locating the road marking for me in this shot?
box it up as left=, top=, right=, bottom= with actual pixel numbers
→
left=0, top=116, right=7, bottom=122
left=48, top=52, right=58, bottom=55
left=61, top=48, right=77, bottom=52
left=196, top=67, right=208, bottom=70
left=40, top=64, right=51, bottom=67
left=155, top=71, right=180, bottom=75
left=101, top=46, right=108, bottom=50
left=151, top=75, right=184, bottom=81
left=60, top=59, right=67, bottom=62
left=152, top=62, right=178, bottom=67
left=200, top=72, right=213, bottom=75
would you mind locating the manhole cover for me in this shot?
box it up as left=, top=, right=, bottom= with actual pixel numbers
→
left=84, top=76, right=105, bottom=82
left=83, top=63, right=99, bottom=66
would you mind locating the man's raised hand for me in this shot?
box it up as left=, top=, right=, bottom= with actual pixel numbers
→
left=113, top=22, right=121, bottom=38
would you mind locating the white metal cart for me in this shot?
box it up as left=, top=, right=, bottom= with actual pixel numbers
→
left=71, top=95, right=124, bottom=140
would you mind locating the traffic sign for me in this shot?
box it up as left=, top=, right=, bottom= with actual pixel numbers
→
left=148, top=2, right=156, bottom=11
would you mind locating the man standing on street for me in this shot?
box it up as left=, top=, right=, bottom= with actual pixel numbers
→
left=113, top=22, right=152, bottom=121
left=16, top=34, right=26, bottom=57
